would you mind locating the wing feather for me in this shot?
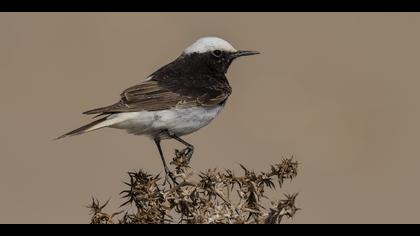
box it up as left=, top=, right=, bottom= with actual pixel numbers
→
left=83, top=79, right=229, bottom=115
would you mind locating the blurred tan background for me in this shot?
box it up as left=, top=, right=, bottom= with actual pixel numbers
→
left=0, top=13, right=419, bottom=223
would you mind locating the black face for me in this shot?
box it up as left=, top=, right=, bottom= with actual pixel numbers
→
left=206, top=50, right=234, bottom=73
left=180, top=50, right=260, bottom=74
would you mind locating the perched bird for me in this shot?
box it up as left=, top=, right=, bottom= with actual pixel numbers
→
left=57, top=37, right=259, bottom=183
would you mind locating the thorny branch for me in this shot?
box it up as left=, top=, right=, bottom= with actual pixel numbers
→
left=88, top=150, right=300, bottom=224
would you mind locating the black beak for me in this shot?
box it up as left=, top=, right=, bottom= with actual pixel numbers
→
left=231, top=50, right=260, bottom=58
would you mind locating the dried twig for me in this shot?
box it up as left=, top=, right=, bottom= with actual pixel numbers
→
left=89, top=151, right=299, bottom=224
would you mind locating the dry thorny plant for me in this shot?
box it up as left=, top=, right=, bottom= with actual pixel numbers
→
left=89, top=149, right=299, bottom=224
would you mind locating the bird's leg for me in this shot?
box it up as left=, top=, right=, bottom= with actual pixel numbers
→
left=164, top=130, right=194, bottom=160
left=154, top=138, right=178, bottom=186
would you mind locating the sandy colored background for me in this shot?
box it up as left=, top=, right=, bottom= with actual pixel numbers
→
left=0, top=13, right=419, bottom=224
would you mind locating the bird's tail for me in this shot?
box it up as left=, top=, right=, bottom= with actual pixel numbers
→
left=55, top=116, right=114, bottom=140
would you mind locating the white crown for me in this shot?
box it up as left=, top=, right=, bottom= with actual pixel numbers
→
left=183, top=37, right=237, bottom=54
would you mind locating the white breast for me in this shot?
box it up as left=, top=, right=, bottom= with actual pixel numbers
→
left=109, top=105, right=225, bottom=139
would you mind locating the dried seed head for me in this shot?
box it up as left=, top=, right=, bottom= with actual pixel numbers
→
left=89, top=152, right=299, bottom=224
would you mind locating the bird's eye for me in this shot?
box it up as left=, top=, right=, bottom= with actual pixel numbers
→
left=212, top=50, right=222, bottom=57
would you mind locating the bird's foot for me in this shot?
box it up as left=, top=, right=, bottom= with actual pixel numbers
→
left=180, top=146, right=194, bottom=161
left=163, top=168, right=178, bottom=186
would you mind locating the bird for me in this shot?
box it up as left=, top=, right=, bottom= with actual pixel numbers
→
left=57, top=36, right=259, bottom=184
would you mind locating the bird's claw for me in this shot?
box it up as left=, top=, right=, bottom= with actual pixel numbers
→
left=163, top=169, right=178, bottom=186
left=180, top=146, right=194, bottom=160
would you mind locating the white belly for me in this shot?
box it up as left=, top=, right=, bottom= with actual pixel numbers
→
left=109, top=105, right=225, bottom=139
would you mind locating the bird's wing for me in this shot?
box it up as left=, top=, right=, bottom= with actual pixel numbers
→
left=83, top=79, right=230, bottom=115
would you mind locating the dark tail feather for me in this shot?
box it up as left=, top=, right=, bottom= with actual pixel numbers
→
left=83, top=101, right=123, bottom=115
left=83, top=106, right=112, bottom=115
left=55, top=117, right=108, bottom=140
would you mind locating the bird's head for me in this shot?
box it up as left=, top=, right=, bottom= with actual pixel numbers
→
left=181, top=37, right=259, bottom=74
